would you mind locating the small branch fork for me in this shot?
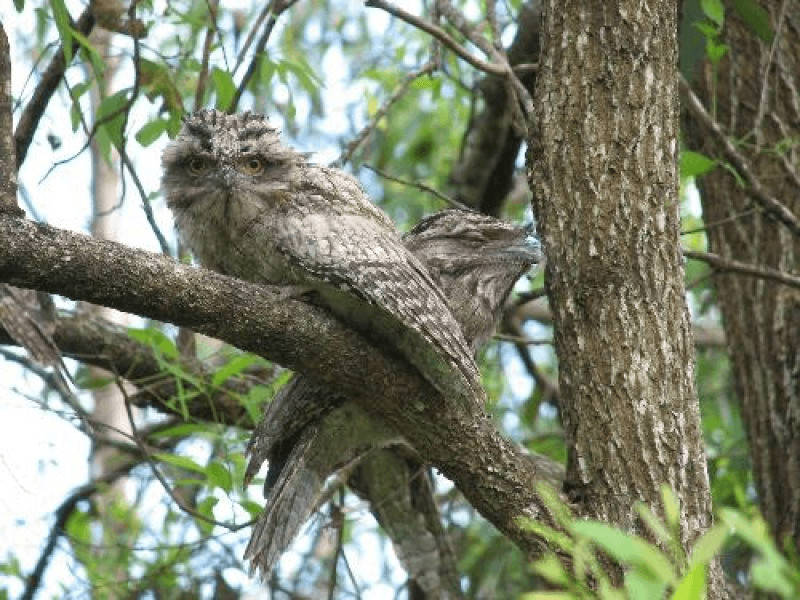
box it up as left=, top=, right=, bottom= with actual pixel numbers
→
left=365, top=0, right=535, bottom=129
left=679, top=75, right=800, bottom=238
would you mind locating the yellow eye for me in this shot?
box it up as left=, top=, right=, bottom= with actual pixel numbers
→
left=186, top=157, right=209, bottom=175
left=240, top=156, right=266, bottom=175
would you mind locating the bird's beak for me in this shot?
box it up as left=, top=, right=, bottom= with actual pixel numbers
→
left=219, top=164, right=236, bottom=190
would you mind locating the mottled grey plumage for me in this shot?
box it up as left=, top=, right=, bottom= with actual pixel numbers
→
left=161, top=110, right=483, bottom=408
left=243, top=209, right=541, bottom=591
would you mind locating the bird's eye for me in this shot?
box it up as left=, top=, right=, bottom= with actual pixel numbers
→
left=240, top=156, right=266, bottom=175
left=186, top=157, right=209, bottom=175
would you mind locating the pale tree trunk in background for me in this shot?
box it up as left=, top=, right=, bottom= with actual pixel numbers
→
left=529, top=1, right=724, bottom=595
left=85, top=27, right=134, bottom=582
left=684, top=0, right=800, bottom=551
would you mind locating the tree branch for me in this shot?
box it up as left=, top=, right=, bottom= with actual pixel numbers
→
left=679, top=75, right=800, bottom=238
left=684, top=249, right=800, bottom=290
left=0, top=214, right=556, bottom=558
left=14, top=8, right=95, bottom=170
left=365, top=0, right=510, bottom=77
left=0, top=23, right=22, bottom=216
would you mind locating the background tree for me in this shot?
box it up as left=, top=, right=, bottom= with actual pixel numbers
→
left=0, top=0, right=797, bottom=598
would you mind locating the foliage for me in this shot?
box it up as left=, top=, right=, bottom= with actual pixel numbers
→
left=520, top=486, right=800, bottom=600
left=0, top=0, right=793, bottom=597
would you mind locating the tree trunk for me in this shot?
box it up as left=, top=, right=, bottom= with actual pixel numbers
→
left=684, top=0, right=800, bottom=550
left=529, top=0, right=724, bottom=594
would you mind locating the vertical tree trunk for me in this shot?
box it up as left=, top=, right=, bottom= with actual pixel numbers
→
left=684, top=0, right=800, bottom=550
left=528, top=1, right=724, bottom=594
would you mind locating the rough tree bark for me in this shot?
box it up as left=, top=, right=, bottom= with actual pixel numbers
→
left=683, top=0, right=800, bottom=551
left=528, top=0, right=724, bottom=594
left=0, top=215, right=558, bottom=560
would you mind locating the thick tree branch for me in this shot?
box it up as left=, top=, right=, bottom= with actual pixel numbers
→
left=0, top=215, right=556, bottom=558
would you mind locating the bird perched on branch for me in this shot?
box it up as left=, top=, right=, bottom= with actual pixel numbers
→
left=161, top=110, right=484, bottom=409
left=244, top=209, right=542, bottom=594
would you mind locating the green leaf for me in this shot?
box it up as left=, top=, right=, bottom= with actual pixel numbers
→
left=625, top=569, right=669, bottom=600
left=151, top=423, right=210, bottom=439
left=153, top=452, right=206, bottom=475
left=521, top=593, right=580, bottom=600
left=127, top=327, right=179, bottom=359
left=140, top=58, right=184, bottom=114
left=680, top=151, right=717, bottom=178
left=690, top=524, right=729, bottom=566
left=671, top=563, right=706, bottom=600
left=731, top=0, right=774, bottom=44
left=51, top=0, right=74, bottom=64
left=572, top=520, right=677, bottom=585
left=211, top=353, right=259, bottom=386
left=211, top=67, right=236, bottom=111
left=750, top=558, right=795, bottom=596
left=531, top=554, right=570, bottom=587
left=196, top=497, right=218, bottom=534
left=705, top=39, right=729, bottom=63
left=692, top=21, right=719, bottom=41
left=135, top=118, right=168, bottom=146
left=70, top=28, right=103, bottom=76
left=700, top=0, right=724, bottom=28
left=240, top=499, right=264, bottom=518
left=281, top=56, right=324, bottom=95
left=95, top=88, right=130, bottom=162
left=14, top=0, right=24, bottom=11
left=205, top=461, right=233, bottom=493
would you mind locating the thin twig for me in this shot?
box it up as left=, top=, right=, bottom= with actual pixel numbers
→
left=120, top=385, right=246, bottom=530
left=119, top=148, right=171, bottom=254
left=684, top=248, right=800, bottom=290
left=334, top=61, right=437, bottom=167
left=493, top=332, right=552, bottom=345
left=679, top=75, right=800, bottom=238
left=365, top=0, right=509, bottom=77
left=680, top=206, right=761, bottom=236
left=362, top=163, right=471, bottom=210
left=194, top=0, right=220, bottom=111
left=228, top=0, right=300, bottom=113
left=19, top=418, right=186, bottom=600
left=15, top=8, right=95, bottom=169
left=753, top=0, right=789, bottom=143
left=233, top=4, right=274, bottom=75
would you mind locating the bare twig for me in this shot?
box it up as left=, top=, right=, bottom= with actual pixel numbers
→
left=680, top=206, right=761, bottom=236
left=19, top=419, right=186, bottom=600
left=15, top=8, right=96, bottom=169
left=119, top=148, right=171, bottom=254
left=233, top=3, right=274, bottom=75
left=680, top=75, right=800, bottom=238
left=684, top=248, right=800, bottom=290
left=365, top=0, right=509, bottom=77
left=753, top=0, right=789, bottom=144
left=120, top=384, right=248, bottom=530
left=227, top=0, right=300, bottom=114
left=433, top=0, right=534, bottom=122
left=362, top=163, right=471, bottom=210
left=194, top=0, right=220, bottom=111
left=334, top=61, right=437, bottom=167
